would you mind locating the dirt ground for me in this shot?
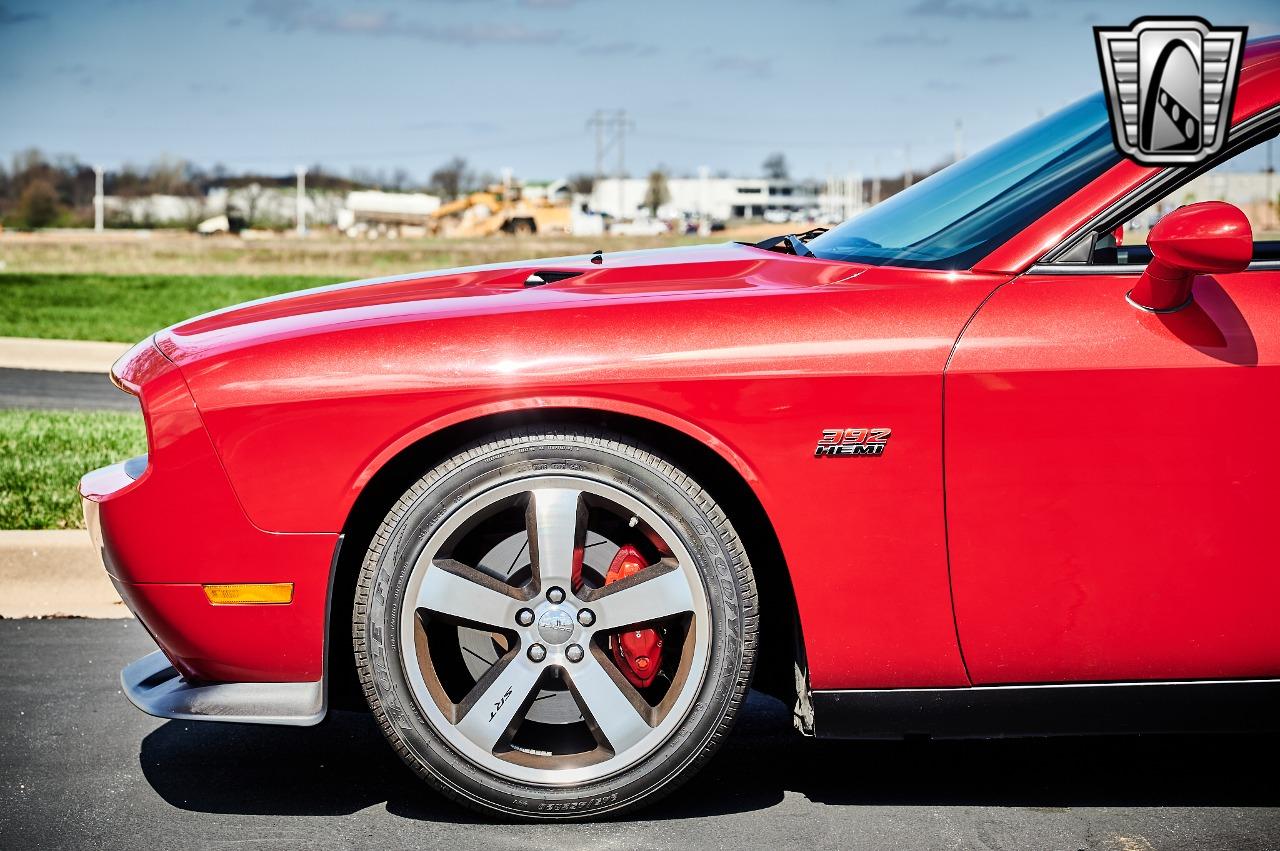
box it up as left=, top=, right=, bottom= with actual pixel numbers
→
left=0, top=224, right=783, bottom=278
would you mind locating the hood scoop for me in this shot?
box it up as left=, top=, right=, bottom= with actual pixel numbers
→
left=524, top=270, right=585, bottom=288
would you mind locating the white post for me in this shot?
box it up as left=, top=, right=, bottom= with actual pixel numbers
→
left=295, top=166, right=307, bottom=235
left=954, top=119, right=965, bottom=163
left=698, top=165, right=709, bottom=222
left=93, top=165, right=104, bottom=232
left=903, top=145, right=912, bottom=189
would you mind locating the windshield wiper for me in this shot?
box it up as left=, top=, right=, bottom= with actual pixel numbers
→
left=784, top=234, right=815, bottom=257
left=752, top=227, right=828, bottom=258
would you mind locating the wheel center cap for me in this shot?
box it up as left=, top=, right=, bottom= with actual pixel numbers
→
left=536, top=607, right=574, bottom=645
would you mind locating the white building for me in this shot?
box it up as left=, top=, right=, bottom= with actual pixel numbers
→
left=590, top=176, right=821, bottom=221
left=103, top=194, right=204, bottom=226
left=205, top=185, right=345, bottom=227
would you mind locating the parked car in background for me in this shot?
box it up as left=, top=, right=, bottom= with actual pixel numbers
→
left=608, top=216, right=669, bottom=236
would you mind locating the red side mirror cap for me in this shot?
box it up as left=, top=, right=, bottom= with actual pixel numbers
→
left=1128, top=201, right=1252, bottom=312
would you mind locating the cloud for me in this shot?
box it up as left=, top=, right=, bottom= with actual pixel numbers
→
left=708, top=54, right=772, bottom=79
left=520, top=0, right=578, bottom=7
left=0, top=3, right=44, bottom=26
left=53, top=61, right=95, bottom=89
left=189, top=81, right=233, bottom=95
left=977, top=52, right=1015, bottom=65
left=402, top=118, right=501, bottom=133
left=907, top=0, right=1029, bottom=20
left=247, top=0, right=565, bottom=45
left=872, top=31, right=950, bottom=46
left=579, top=40, right=658, bottom=57
left=925, top=78, right=965, bottom=92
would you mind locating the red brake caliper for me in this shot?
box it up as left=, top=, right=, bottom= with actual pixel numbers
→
left=602, top=545, right=664, bottom=688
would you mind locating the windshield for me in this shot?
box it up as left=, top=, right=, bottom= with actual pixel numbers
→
left=807, top=93, right=1120, bottom=270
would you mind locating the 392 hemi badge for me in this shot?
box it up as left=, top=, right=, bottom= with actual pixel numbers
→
left=814, top=428, right=891, bottom=457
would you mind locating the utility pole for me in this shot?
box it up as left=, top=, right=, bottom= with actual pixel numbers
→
left=93, top=165, right=104, bottom=232
left=616, top=109, right=629, bottom=219
left=586, top=109, right=634, bottom=219
left=954, top=119, right=965, bottom=163
left=871, top=156, right=880, bottom=206
left=903, top=145, right=912, bottom=189
left=295, top=166, right=307, bottom=236
left=698, top=164, right=709, bottom=225
left=587, top=110, right=607, bottom=184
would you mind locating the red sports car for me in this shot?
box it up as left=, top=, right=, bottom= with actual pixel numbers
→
left=83, top=38, right=1280, bottom=819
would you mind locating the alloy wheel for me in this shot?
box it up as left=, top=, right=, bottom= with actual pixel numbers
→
left=398, top=475, right=711, bottom=786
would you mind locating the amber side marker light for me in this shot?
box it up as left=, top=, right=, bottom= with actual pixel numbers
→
left=203, top=583, right=293, bottom=605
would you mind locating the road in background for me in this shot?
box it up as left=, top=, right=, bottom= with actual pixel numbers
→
left=1, top=620, right=1278, bottom=850
left=0, top=368, right=136, bottom=411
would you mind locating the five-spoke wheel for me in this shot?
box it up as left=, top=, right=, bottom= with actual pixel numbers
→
left=401, top=480, right=709, bottom=784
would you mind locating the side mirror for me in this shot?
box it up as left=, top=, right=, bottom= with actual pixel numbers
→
left=1128, top=201, right=1252, bottom=312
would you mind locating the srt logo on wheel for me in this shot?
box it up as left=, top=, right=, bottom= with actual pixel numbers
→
left=1095, top=17, right=1246, bottom=165
left=814, top=428, right=891, bottom=457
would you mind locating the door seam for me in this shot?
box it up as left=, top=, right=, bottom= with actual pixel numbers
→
left=940, top=274, right=1022, bottom=686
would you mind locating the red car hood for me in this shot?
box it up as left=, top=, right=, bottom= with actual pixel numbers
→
left=155, top=242, right=866, bottom=365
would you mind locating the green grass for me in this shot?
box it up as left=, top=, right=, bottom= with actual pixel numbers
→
left=0, top=273, right=337, bottom=342
left=0, top=410, right=147, bottom=529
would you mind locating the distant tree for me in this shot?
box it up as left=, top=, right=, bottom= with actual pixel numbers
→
left=238, top=182, right=265, bottom=227
left=11, top=148, right=46, bottom=187
left=566, top=172, right=596, bottom=195
left=390, top=167, right=413, bottom=192
left=16, top=178, right=60, bottom=228
left=145, top=155, right=198, bottom=196
left=643, top=169, right=670, bottom=217
left=471, top=170, right=498, bottom=194
left=428, top=157, right=470, bottom=200
left=762, top=152, right=789, bottom=180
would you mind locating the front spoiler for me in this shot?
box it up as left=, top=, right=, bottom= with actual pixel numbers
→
left=121, top=651, right=325, bottom=727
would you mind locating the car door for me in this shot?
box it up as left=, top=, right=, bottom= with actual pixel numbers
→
left=944, top=130, right=1280, bottom=685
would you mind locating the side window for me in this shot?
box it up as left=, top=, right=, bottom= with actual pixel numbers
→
left=1090, top=133, right=1280, bottom=265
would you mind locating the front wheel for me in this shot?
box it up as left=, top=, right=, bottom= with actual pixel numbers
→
left=353, top=427, right=757, bottom=819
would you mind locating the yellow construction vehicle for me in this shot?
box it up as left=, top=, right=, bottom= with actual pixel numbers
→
left=428, top=184, right=572, bottom=237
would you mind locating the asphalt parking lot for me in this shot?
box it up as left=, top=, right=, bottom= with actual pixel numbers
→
left=1, top=620, right=1278, bottom=850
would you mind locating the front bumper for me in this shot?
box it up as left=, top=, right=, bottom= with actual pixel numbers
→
left=121, top=650, right=324, bottom=726
left=81, top=339, right=338, bottom=724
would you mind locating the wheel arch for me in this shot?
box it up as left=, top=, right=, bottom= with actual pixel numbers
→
left=326, top=404, right=804, bottom=715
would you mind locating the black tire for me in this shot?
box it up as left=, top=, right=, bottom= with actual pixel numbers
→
left=352, top=427, right=757, bottom=820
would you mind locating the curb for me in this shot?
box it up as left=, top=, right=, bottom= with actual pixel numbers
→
left=0, top=530, right=128, bottom=618
left=0, top=337, right=131, bottom=374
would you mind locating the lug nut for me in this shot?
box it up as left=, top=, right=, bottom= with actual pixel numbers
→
left=577, top=609, right=595, bottom=627
left=527, top=643, right=547, bottom=663
left=516, top=608, right=534, bottom=627
left=546, top=586, right=566, bottom=604
left=565, top=644, right=584, bottom=663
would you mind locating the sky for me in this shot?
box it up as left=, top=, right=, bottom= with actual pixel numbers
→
left=1, top=0, right=1277, bottom=183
